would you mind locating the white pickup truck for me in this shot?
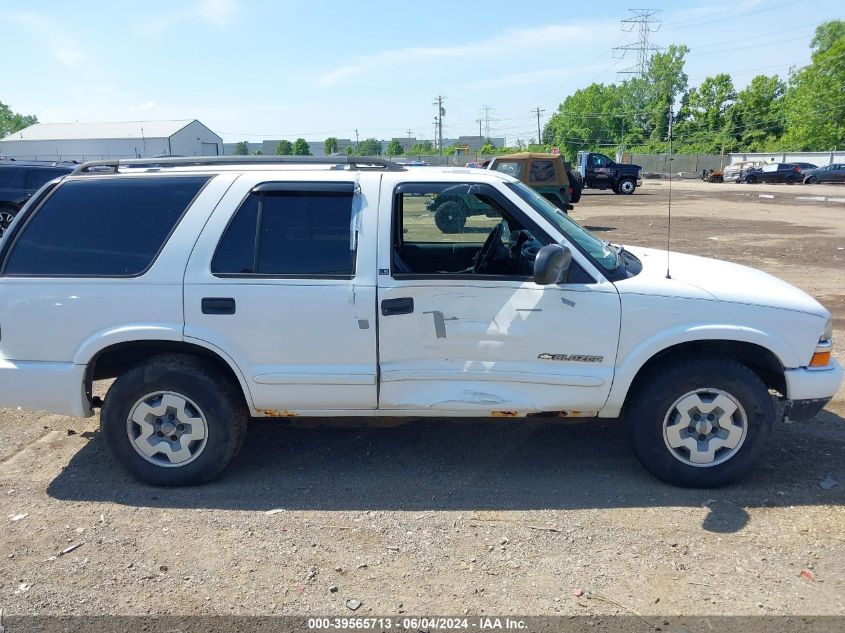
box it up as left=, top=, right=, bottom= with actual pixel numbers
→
left=0, top=156, right=840, bottom=487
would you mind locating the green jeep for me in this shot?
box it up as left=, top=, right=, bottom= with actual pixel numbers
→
left=427, top=153, right=578, bottom=233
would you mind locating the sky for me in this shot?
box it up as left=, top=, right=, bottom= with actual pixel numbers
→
left=1, top=0, right=842, bottom=144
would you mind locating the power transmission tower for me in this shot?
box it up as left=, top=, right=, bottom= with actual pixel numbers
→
left=480, top=105, right=495, bottom=139
left=433, top=95, right=445, bottom=155
left=613, top=9, right=662, bottom=78
left=532, top=107, right=545, bottom=145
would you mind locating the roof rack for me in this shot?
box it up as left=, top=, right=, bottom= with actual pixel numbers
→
left=70, top=155, right=405, bottom=175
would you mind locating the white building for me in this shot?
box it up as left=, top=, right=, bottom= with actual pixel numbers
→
left=0, top=120, right=223, bottom=161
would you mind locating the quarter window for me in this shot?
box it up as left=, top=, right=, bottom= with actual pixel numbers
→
left=3, top=176, right=208, bottom=276
left=212, top=184, right=356, bottom=277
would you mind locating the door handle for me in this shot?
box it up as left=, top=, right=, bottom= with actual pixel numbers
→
left=381, top=297, right=414, bottom=316
left=202, top=297, right=236, bottom=315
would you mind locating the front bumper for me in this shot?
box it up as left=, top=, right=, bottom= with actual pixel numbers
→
left=784, top=358, right=843, bottom=400
left=781, top=358, right=843, bottom=421
left=782, top=397, right=831, bottom=422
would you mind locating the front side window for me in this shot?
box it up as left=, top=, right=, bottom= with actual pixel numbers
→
left=506, top=181, right=619, bottom=274
left=3, top=176, right=208, bottom=276
left=212, top=184, right=355, bottom=277
left=393, top=183, right=545, bottom=277
left=762, top=164, right=778, bottom=172
left=492, top=161, right=523, bottom=179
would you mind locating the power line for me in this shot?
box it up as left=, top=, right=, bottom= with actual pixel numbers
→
left=613, top=9, right=662, bottom=77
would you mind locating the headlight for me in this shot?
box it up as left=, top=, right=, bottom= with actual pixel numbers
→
left=823, top=318, right=832, bottom=342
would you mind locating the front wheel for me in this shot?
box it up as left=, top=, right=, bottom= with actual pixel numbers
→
left=627, top=357, right=774, bottom=487
left=805, top=176, right=817, bottom=184
left=617, top=178, right=636, bottom=194
left=745, top=175, right=757, bottom=184
left=101, top=354, right=248, bottom=486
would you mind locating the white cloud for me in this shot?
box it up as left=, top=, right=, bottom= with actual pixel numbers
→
left=11, top=12, right=86, bottom=66
left=132, top=100, right=159, bottom=112
left=314, top=22, right=611, bottom=88
left=137, top=0, right=238, bottom=35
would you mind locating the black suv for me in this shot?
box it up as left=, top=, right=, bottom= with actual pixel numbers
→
left=0, top=161, right=76, bottom=236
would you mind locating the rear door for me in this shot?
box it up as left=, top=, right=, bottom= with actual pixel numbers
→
left=183, top=172, right=379, bottom=413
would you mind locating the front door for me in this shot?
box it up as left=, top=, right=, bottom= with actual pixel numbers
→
left=376, top=181, right=620, bottom=415
left=184, top=174, right=378, bottom=413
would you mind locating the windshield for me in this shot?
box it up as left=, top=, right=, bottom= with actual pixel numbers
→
left=506, top=181, right=619, bottom=272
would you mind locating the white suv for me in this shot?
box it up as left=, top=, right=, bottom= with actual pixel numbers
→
left=0, top=157, right=840, bottom=487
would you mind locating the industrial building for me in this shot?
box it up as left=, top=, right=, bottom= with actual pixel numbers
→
left=0, top=120, right=223, bottom=162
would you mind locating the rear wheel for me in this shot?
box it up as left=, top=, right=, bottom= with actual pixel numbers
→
left=627, top=357, right=775, bottom=487
left=434, top=200, right=467, bottom=233
left=567, top=171, right=582, bottom=203
left=617, top=178, right=636, bottom=195
left=101, top=354, right=248, bottom=486
left=0, top=205, right=18, bottom=238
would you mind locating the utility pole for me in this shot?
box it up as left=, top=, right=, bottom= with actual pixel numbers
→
left=532, top=107, right=545, bottom=145
left=406, top=128, right=413, bottom=151
left=433, top=118, right=439, bottom=152
left=354, top=128, right=359, bottom=154
left=613, top=9, right=662, bottom=78
left=433, top=95, right=445, bottom=156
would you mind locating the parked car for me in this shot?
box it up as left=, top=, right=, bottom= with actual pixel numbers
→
left=790, top=162, right=818, bottom=173
left=0, top=161, right=76, bottom=236
left=723, top=160, right=765, bottom=183
left=803, top=163, right=845, bottom=184
left=0, top=156, right=839, bottom=488
left=575, top=152, right=642, bottom=194
left=743, top=163, right=802, bottom=184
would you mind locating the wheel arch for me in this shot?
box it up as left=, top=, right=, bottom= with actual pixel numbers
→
left=617, top=339, right=786, bottom=416
left=84, top=338, right=254, bottom=414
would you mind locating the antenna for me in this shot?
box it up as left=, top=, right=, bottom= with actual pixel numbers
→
left=666, top=105, right=673, bottom=280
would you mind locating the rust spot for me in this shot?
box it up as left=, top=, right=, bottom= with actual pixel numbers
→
left=260, top=409, right=298, bottom=418
left=491, top=410, right=519, bottom=417
left=527, top=410, right=591, bottom=418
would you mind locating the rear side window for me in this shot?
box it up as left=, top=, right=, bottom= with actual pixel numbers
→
left=24, top=168, right=71, bottom=190
left=3, top=176, right=208, bottom=276
left=212, top=184, right=355, bottom=277
left=0, top=167, right=21, bottom=188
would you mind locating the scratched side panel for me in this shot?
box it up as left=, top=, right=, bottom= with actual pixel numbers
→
left=377, top=281, right=620, bottom=412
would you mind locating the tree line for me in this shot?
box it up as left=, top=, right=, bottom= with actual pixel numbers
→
left=542, top=20, right=845, bottom=158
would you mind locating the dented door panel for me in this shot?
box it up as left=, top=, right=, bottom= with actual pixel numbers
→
left=377, top=280, right=620, bottom=413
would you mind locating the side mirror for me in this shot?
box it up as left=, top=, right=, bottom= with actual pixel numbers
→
left=533, top=244, right=572, bottom=285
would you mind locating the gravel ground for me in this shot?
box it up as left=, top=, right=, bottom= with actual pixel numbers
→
left=1, top=179, right=843, bottom=618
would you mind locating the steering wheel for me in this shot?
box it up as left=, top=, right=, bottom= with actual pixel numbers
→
left=473, top=222, right=507, bottom=274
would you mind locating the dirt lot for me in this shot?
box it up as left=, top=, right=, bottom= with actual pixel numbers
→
left=1, top=179, right=843, bottom=618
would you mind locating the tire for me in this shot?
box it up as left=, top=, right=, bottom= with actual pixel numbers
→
left=745, top=175, right=757, bottom=184
left=805, top=176, right=817, bottom=184
left=434, top=201, right=467, bottom=233
left=617, top=178, right=636, bottom=195
left=626, top=357, right=775, bottom=488
left=0, top=205, right=18, bottom=238
left=100, top=354, right=248, bottom=486
left=567, top=171, right=583, bottom=203
left=786, top=176, right=797, bottom=185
